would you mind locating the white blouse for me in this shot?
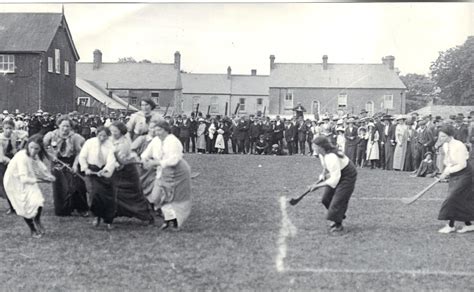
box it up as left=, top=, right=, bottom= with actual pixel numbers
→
left=442, top=138, right=469, bottom=175
left=78, top=137, right=116, bottom=173
left=319, top=153, right=350, bottom=189
left=141, top=134, right=183, bottom=177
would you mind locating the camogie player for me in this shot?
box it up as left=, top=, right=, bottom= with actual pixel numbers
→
left=308, top=136, right=358, bottom=233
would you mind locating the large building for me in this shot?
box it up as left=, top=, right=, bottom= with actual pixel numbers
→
left=0, top=13, right=80, bottom=113
left=268, top=55, right=407, bottom=118
left=181, top=67, right=269, bottom=116
left=77, top=51, right=182, bottom=113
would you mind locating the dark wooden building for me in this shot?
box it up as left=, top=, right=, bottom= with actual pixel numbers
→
left=0, top=13, right=80, bottom=113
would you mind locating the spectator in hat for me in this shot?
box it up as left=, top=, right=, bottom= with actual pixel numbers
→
left=453, top=115, right=469, bottom=144
left=344, top=117, right=358, bottom=163
left=284, top=120, right=296, bottom=155
left=393, top=115, right=409, bottom=171
left=381, top=115, right=396, bottom=170
left=296, top=118, right=307, bottom=155
left=291, top=102, right=306, bottom=119
left=413, top=120, right=434, bottom=170
left=411, top=151, right=437, bottom=178
left=255, top=135, right=268, bottom=155
left=366, top=122, right=380, bottom=169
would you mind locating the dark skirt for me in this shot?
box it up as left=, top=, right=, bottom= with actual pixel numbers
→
left=88, top=165, right=116, bottom=224
left=52, top=156, right=89, bottom=216
left=321, top=160, right=358, bottom=222
left=438, top=163, right=474, bottom=221
left=113, top=164, right=153, bottom=222
left=0, top=163, right=8, bottom=199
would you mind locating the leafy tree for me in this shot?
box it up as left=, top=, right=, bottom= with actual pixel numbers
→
left=400, top=74, right=436, bottom=112
left=430, top=36, right=474, bottom=105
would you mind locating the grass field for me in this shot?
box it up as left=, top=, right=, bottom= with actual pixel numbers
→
left=1, top=154, right=474, bottom=291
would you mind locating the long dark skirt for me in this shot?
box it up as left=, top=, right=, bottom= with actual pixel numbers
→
left=403, top=141, right=414, bottom=171
left=321, top=161, right=358, bottom=223
left=438, top=163, right=474, bottom=222
left=0, top=163, right=15, bottom=211
left=52, top=157, right=88, bottom=216
left=113, top=164, right=153, bottom=222
left=88, top=165, right=116, bottom=224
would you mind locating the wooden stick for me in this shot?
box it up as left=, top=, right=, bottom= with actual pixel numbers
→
left=401, top=178, right=440, bottom=205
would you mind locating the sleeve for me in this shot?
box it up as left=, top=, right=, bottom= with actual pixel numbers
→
left=103, top=147, right=118, bottom=174
left=78, top=140, right=90, bottom=172
left=140, top=139, right=155, bottom=161
left=126, top=114, right=136, bottom=133
left=443, top=142, right=468, bottom=175
left=73, top=135, right=86, bottom=155
left=160, top=137, right=183, bottom=168
left=43, top=131, right=53, bottom=147
left=323, top=154, right=342, bottom=189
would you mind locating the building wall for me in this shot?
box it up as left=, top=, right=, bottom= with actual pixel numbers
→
left=230, top=95, right=269, bottom=116
left=0, top=53, right=42, bottom=113
left=269, top=87, right=406, bottom=117
left=112, top=89, right=177, bottom=110
left=182, top=93, right=231, bottom=116
left=42, top=25, right=77, bottom=113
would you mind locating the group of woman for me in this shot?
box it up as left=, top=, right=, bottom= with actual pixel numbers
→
left=2, top=98, right=193, bottom=238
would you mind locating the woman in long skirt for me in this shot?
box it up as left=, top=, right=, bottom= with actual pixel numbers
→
left=131, top=120, right=160, bottom=198
left=0, top=119, right=25, bottom=214
left=4, top=135, right=55, bottom=238
left=196, top=118, right=207, bottom=154
left=78, top=126, right=117, bottom=229
left=43, top=116, right=89, bottom=217
left=393, top=115, right=408, bottom=170
left=101, top=121, right=154, bottom=226
left=308, top=136, right=357, bottom=233
left=142, top=119, right=192, bottom=230
left=436, top=125, right=474, bottom=234
left=366, top=123, right=380, bottom=169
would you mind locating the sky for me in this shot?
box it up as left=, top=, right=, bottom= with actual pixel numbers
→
left=0, top=2, right=472, bottom=75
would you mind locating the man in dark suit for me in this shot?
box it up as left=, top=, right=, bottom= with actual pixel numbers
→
left=374, top=115, right=386, bottom=168
left=189, top=112, right=198, bottom=153
left=273, top=115, right=285, bottom=147
left=284, top=120, right=296, bottom=155
left=344, top=117, right=358, bottom=163
left=381, top=115, right=396, bottom=170
left=249, top=116, right=261, bottom=154
left=236, top=117, right=250, bottom=154
left=413, top=120, right=434, bottom=169
left=178, top=114, right=191, bottom=152
left=296, top=118, right=307, bottom=155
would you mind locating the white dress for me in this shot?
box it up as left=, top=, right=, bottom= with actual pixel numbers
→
left=4, top=150, right=48, bottom=218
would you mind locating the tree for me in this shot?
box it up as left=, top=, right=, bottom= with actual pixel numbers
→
left=400, top=74, right=436, bottom=112
left=118, top=57, right=137, bottom=63
left=139, top=59, right=152, bottom=63
left=430, top=36, right=474, bottom=105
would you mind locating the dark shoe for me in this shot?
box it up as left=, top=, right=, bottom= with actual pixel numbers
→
left=156, top=208, right=164, bottom=218
left=160, top=219, right=178, bottom=230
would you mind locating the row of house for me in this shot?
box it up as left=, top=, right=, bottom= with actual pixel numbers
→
left=0, top=12, right=407, bottom=117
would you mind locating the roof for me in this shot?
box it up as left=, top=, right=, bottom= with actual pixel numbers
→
left=231, top=75, right=269, bottom=96
left=0, top=13, right=79, bottom=60
left=409, top=105, right=474, bottom=119
left=181, top=73, right=231, bottom=95
left=269, top=63, right=406, bottom=89
left=76, top=78, right=139, bottom=111
left=77, top=63, right=181, bottom=90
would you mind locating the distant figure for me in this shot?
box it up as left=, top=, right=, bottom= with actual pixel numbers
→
left=410, top=152, right=437, bottom=177
left=292, top=102, right=306, bottom=119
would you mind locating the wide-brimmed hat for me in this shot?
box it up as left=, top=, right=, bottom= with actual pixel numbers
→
left=395, top=115, right=407, bottom=121
left=347, top=117, right=355, bottom=123
left=322, top=115, right=330, bottom=121
left=360, top=109, right=368, bottom=114
left=367, top=122, right=375, bottom=128
left=336, top=119, right=344, bottom=125
left=2, top=110, right=8, bottom=115
left=381, top=115, right=394, bottom=121
left=424, top=151, right=433, bottom=158
left=336, top=126, right=345, bottom=132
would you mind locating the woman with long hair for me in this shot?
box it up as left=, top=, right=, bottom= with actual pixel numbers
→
left=43, top=115, right=88, bottom=217
left=436, top=125, right=474, bottom=234
left=141, top=119, right=192, bottom=230
left=78, top=126, right=116, bottom=229
left=4, top=134, right=56, bottom=238
left=100, top=121, right=154, bottom=226
left=308, top=136, right=358, bottom=233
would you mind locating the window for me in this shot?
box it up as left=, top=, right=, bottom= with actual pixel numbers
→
left=54, top=49, right=60, bottom=73
left=239, top=98, right=246, bottom=112
left=384, top=95, right=393, bottom=109
left=210, top=96, right=219, bottom=114
left=337, top=94, right=347, bottom=108
left=285, top=91, right=293, bottom=101
left=311, top=100, right=320, bottom=115
left=0, top=55, right=15, bottom=73
left=192, top=96, right=200, bottom=112
left=151, top=92, right=160, bottom=105
left=48, top=57, right=54, bottom=73
left=64, top=61, right=69, bottom=76
left=284, top=90, right=294, bottom=112
left=77, top=97, right=90, bottom=107
left=129, top=97, right=138, bottom=106
left=257, top=98, right=263, bottom=105
left=366, top=101, right=374, bottom=116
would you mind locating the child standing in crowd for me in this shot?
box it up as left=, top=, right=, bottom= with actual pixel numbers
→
left=4, top=135, right=56, bottom=238
left=215, top=128, right=225, bottom=154
left=336, top=126, right=346, bottom=152
left=356, top=127, right=368, bottom=167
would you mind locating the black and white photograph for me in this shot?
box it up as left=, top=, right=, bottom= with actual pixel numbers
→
left=0, top=1, right=473, bottom=290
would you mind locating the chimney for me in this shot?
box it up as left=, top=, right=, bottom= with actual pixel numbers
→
left=251, top=69, right=257, bottom=76
left=384, top=55, right=395, bottom=70
left=93, top=49, right=102, bottom=70
left=270, top=55, right=275, bottom=70
left=322, top=55, right=328, bottom=70
left=227, top=66, right=232, bottom=79
left=174, top=51, right=181, bottom=70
